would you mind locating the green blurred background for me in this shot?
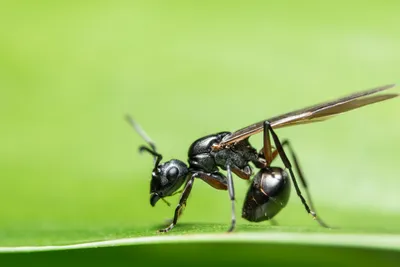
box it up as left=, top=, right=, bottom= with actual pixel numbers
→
left=1, top=0, right=400, bottom=260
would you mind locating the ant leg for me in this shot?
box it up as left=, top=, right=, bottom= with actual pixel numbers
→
left=280, top=139, right=330, bottom=228
left=263, top=121, right=316, bottom=220
left=163, top=172, right=229, bottom=227
left=226, top=164, right=236, bottom=232
left=263, top=121, right=273, bottom=166
left=231, top=165, right=252, bottom=180
left=158, top=173, right=196, bottom=233
left=259, top=139, right=330, bottom=228
left=197, top=172, right=227, bottom=190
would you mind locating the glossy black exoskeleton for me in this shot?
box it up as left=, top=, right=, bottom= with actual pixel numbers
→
left=242, top=167, right=290, bottom=222
left=241, top=121, right=327, bottom=226
left=148, top=131, right=264, bottom=206
left=127, top=84, right=397, bottom=233
left=126, top=119, right=267, bottom=232
left=149, top=158, right=189, bottom=207
left=187, top=132, right=265, bottom=186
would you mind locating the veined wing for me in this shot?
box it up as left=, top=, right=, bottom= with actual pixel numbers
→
left=219, top=84, right=397, bottom=147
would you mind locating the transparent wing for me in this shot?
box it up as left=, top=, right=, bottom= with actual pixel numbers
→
left=220, top=84, right=397, bottom=147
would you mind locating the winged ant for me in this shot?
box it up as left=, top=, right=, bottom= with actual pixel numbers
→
left=126, top=84, right=398, bottom=232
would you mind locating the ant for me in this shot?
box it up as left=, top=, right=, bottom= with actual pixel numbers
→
left=127, top=84, right=397, bottom=233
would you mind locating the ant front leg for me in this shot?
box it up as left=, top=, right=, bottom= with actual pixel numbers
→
left=158, top=173, right=196, bottom=233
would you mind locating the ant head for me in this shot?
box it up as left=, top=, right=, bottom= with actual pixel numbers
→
left=149, top=159, right=188, bottom=206
left=126, top=115, right=188, bottom=207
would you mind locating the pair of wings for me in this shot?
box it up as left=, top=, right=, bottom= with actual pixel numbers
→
left=219, top=84, right=398, bottom=147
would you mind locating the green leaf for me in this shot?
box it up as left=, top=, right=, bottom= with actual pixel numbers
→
left=1, top=0, right=400, bottom=266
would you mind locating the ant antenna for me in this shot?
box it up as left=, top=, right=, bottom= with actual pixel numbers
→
left=125, top=114, right=162, bottom=167
left=139, top=146, right=163, bottom=169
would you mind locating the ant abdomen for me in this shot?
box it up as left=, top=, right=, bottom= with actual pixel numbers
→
left=242, top=167, right=291, bottom=222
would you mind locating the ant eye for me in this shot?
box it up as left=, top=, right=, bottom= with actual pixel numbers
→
left=166, top=167, right=179, bottom=180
